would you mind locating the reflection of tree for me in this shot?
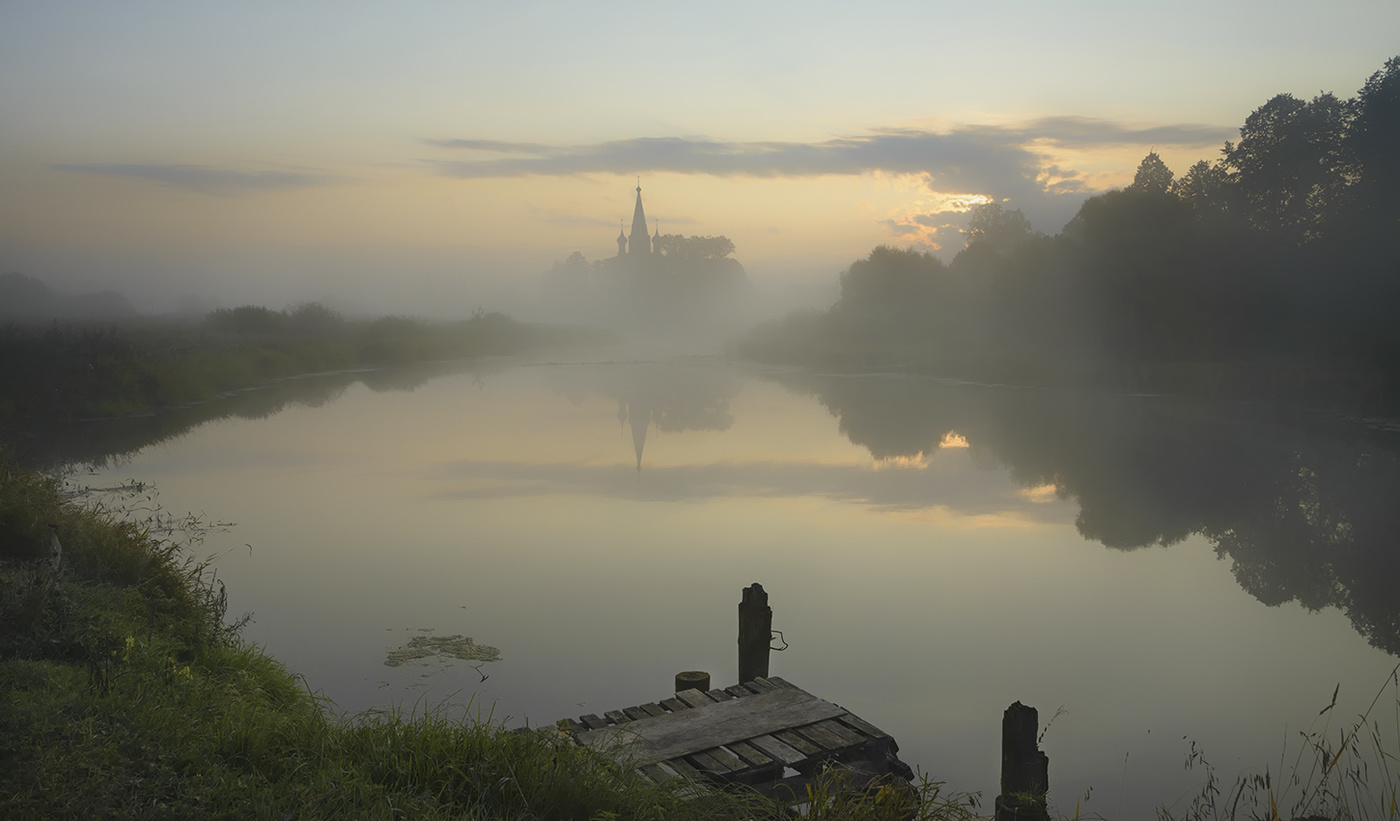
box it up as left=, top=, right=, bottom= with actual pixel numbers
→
left=773, top=371, right=1400, bottom=655
left=544, top=364, right=739, bottom=470
left=9, top=361, right=497, bottom=471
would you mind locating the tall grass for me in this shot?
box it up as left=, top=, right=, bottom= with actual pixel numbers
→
left=1155, top=665, right=1400, bottom=821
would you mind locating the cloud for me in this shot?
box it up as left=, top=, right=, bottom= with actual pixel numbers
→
left=52, top=163, right=340, bottom=195
left=424, top=118, right=1229, bottom=188
left=424, top=116, right=1231, bottom=241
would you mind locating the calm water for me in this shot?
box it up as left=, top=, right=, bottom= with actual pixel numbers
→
left=71, top=357, right=1400, bottom=818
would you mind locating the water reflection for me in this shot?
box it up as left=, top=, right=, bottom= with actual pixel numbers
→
left=543, top=362, right=740, bottom=470
left=771, top=371, right=1400, bottom=655
left=11, top=360, right=494, bottom=470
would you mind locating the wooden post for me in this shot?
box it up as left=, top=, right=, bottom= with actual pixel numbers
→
left=737, top=582, right=772, bottom=684
left=675, top=671, right=710, bottom=692
left=995, top=701, right=1049, bottom=821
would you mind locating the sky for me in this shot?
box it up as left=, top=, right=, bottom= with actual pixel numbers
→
left=2, top=1, right=1397, bottom=316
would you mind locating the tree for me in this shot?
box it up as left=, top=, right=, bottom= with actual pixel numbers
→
left=1344, top=56, right=1400, bottom=235
left=1127, top=151, right=1174, bottom=195
left=838, top=245, right=944, bottom=308
left=654, top=235, right=735, bottom=264
left=965, top=202, right=1034, bottom=252
left=1224, top=92, right=1351, bottom=242
left=1170, top=160, right=1234, bottom=221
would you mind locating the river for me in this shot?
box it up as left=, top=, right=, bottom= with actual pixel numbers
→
left=66, top=355, right=1400, bottom=818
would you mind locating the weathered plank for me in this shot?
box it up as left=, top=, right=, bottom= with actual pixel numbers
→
left=665, top=756, right=705, bottom=781
left=748, top=733, right=808, bottom=766
left=577, top=686, right=848, bottom=766
left=579, top=713, right=608, bottom=731
left=659, top=697, right=689, bottom=712
left=622, top=706, right=650, bottom=721
left=706, top=688, right=734, bottom=702
left=725, top=684, right=753, bottom=698
left=836, top=712, right=891, bottom=740
left=638, top=702, right=667, bottom=717
left=604, top=710, right=631, bottom=726
left=638, top=762, right=670, bottom=783
left=674, top=688, right=716, bottom=709
left=772, top=728, right=823, bottom=755
left=791, top=721, right=849, bottom=751
left=726, top=740, right=774, bottom=768
left=689, top=749, right=735, bottom=775
left=816, top=718, right=867, bottom=747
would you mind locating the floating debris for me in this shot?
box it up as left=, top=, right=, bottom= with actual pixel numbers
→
left=384, top=634, right=501, bottom=667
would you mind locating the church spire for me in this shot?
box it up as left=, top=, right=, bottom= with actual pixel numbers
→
left=628, top=180, right=651, bottom=255
left=616, top=218, right=627, bottom=257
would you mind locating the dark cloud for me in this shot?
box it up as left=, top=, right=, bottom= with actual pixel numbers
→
left=424, top=118, right=1229, bottom=189
left=1025, top=116, right=1231, bottom=148
left=52, top=163, right=340, bottom=194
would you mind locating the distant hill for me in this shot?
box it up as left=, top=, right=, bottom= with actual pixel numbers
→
left=0, top=272, right=137, bottom=323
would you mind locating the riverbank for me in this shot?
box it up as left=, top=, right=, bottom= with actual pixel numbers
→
left=0, top=306, right=611, bottom=425
left=0, top=460, right=978, bottom=819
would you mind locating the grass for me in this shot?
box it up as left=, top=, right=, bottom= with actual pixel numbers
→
left=1150, top=665, right=1400, bottom=821
left=0, top=460, right=984, bottom=819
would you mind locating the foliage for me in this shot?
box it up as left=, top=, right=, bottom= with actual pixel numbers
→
left=965, top=202, right=1035, bottom=252
left=1128, top=150, right=1174, bottom=195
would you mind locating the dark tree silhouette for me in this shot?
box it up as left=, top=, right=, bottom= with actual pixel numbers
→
left=1224, top=92, right=1351, bottom=242
left=1127, top=151, right=1174, bottom=194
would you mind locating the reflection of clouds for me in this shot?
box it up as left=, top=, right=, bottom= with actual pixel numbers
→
left=425, top=454, right=1073, bottom=526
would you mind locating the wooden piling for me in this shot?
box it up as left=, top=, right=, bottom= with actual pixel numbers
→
left=737, top=583, right=772, bottom=684
left=675, top=671, right=711, bottom=692
left=995, top=701, right=1049, bottom=821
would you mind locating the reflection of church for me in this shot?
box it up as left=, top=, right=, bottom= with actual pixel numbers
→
left=616, top=183, right=658, bottom=258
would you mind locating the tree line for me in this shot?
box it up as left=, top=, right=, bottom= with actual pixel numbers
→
left=738, top=57, right=1400, bottom=402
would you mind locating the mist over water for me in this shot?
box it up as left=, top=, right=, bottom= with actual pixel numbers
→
left=64, top=355, right=1400, bottom=819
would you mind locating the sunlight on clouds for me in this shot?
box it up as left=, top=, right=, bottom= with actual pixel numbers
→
left=1019, top=483, right=1060, bottom=503
left=939, top=431, right=970, bottom=448
left=870, top=453, right=930, bottom=471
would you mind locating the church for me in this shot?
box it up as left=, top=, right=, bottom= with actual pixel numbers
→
left=615, top=182, right=659, bottom=257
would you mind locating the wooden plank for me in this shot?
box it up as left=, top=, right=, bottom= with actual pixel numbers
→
left=638, top=762, right=671, bottom=783
left=604, top=710, right=631, bottom=726
left=622, top=706, right=650, bottom=721
left=747, top=679, right=777, bottom=693
left=836, top=713, right=891, bottom=741
left=765, top=676, right=800, bottom=691
left=564, top=718, right=587, bottom=736
left=724, top=684, right=753, bottom=698
left=773, top=729, right=822, bottom=756
left=705, top=688, right=734, bottom=702
left=688, top=749, right=735, bottom=775
left=579, top=713, right=608, bottom=731
left=577, top=687, right=848, bottom=766
left=665, top=756, right=706, bottom=781
left=790, top=721, right=848, bottom=751
left=816, top=718, right=868, bottom=747
left=748, top=734, right=808, bottom=766
left=705, top=746, right=747, bottom=773
left=726, top=740, right=774, bottom=768
left=674, top=688, right=715, bottom=709
left=659, top=697, right=688, bottom=712
left=638, top=702, right=667, bottom=717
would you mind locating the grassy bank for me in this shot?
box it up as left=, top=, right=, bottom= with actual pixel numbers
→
left=0, top=461, right=979, bottom=820
left=0, top=305, right=610, bottom=423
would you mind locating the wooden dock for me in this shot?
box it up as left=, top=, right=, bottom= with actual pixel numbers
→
left=560, top=676, right=913, bottom=799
